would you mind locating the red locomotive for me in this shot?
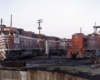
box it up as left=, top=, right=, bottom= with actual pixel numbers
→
left=0, top=25, right=67, bottom=60
left=67, top=26, right=100, bottom=59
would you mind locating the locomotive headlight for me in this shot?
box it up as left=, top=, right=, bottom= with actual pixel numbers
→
left=75, top=36, right=78, bottom=39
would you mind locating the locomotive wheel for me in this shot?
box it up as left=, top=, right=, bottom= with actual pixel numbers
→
left=71, top=53, right=76, bottom=59
left=58, top=51, right=61, bottom=56
left=39, top=51, right=44, bottom=56
left=33, top=51, right=38, bottom=57
left=84, top=51, right=91, bottom=58
left=9, top=52, right=19, bottom=60
left=47, top=53, right=51, bottom=58
left=90, top=53, right=99, bottom=64
left=47, top=51, right=51, bottom=58
left=16, top=51, right=20, bottom=59
left=72, top=55, right=76, bottom=59
left=6, top=51, right=10, bottom=60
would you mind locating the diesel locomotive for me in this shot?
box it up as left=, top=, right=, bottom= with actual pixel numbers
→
left=0, top=25, right=68, bottom=60
left=67, top=26, right=100, bottom=60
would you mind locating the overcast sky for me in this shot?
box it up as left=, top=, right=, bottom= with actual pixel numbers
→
left=0, top=0, right=100, bottom=38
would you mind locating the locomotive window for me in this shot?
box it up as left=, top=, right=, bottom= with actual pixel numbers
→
left=16, top=34, right=18, bottom=38
left=10, top=32, right=13, bottom=36
left=16, top=33, right=18, bottom=38
left=4, top=31, right=9, bottom=35
left=13, top=32, right=19, bottom=38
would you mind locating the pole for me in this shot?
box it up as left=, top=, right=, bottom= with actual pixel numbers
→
left=37, top=19, right=43, bottom=34
left=80, top=27, right=82, bottom=33
left=95, top=22, right=96, bottom=26
left=94, top=22, right=97, bottom=34
left=1, top=18, right=3, bottom=26
left=10, top=14, right=12, bottom=27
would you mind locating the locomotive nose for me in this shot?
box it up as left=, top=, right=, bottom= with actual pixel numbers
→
left=0, top=35, right=10, bottom=60
left=0, top=36, right=10, bottom=47
left=0, top=36, right=5, bottom=49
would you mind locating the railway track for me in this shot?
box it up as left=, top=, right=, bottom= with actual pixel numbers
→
left=0, top=55, right=91, bottom=70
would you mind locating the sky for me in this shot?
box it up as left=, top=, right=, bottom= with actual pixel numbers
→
left=0, top=0, right=100, bottom=38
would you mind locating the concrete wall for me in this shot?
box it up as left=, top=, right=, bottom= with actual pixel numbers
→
left=0, top=70, right=86, bottom=80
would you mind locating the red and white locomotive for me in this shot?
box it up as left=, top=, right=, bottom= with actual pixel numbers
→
left=0, top=25, right=68, bottom=60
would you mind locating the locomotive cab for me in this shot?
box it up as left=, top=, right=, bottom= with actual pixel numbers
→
left=0, top=26, right=12, bottom=60
left=0, top=25, right=20, bottom=60
left=67, top=33, right=85, bottom=58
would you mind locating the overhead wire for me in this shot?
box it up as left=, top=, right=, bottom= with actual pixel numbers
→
left=0, top=15, right=44, bottom=34
left=12, top=15, right=36, bottom=26
left=0, top=14, right=37, bottom=27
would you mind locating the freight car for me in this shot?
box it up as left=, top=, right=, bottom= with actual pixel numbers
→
left=0, top=25, right=67, bottom=60
left=67, top=32, right=100, bottom=60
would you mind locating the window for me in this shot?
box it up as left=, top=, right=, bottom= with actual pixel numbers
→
left=13, top=32, right=19, bottom=38
left=16, top=33, right=18, bottom=38
left=4, top=31, right=9, bottom=35
left=10, top=32, right=13, bottom=36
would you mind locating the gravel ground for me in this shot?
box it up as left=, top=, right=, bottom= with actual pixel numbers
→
left=1, top=55, right=100, bottom=80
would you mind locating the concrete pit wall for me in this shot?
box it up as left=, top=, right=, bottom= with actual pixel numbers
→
left=0, top=70, right=87, bottom=80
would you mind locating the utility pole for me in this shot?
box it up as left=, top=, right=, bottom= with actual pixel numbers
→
left=1, top=18, right=3, bottom=26
left=94, top=22, right=97, bottom=34
left=37, top=19, right=43, bottom=34
left=10, top=14, right=12, bottom=27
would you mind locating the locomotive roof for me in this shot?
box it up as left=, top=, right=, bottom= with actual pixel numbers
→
left=73, top=33, right=85, bottom=35
left=12, top=27, right=20, bottom=33
left=0, top=25, right=20, bottom=33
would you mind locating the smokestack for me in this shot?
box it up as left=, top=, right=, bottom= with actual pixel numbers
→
left=10, top=14, right=12, bottom=27
left=1, top=18, right=3, bottom=26
left=80, top=27, right=82, bottom=33
left=95, top=22, right=96, bottom=26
